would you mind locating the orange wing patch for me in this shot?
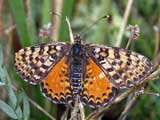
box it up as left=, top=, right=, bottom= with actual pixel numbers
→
left=14, top=42, right=67, bottom=84
left=81, top=57, right=116, bottom=107
left=40, top=57, right=72, bottom=104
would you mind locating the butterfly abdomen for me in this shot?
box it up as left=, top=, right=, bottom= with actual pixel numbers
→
left=69, top=42, right=84, bottom=96
left=70, top=65, right=82, bottom=95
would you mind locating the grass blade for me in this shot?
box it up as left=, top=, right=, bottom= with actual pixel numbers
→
left=0, top=100, right=18, bottom=119
left=8, top=0, right=34, bottom=46
left=23, top=92, right=30, bottom=120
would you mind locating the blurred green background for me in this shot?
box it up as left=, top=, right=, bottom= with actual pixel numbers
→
left=0, top=0, right=160, bottom=120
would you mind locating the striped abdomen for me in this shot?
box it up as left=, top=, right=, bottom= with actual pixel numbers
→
left=70, top=64, right=82, bottom=95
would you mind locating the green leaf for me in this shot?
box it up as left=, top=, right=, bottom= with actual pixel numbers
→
left=0, top=44, right=23, bottom=119
left=17, top=90, right=30, bottom=120
left=22, top=92, right=30, bottom=120
left=0, top=45, right=5, bottom=86
left=0, top=46, right=17, bottom=108
left=2, top=68, right=17, bottom=109
left=0, top=44, right=3, bottom=65
left=15, top=107, right=23, bottom=119
left=0, top=80, right=5, bottom=86
left=0, top=100, right=18, bottom=119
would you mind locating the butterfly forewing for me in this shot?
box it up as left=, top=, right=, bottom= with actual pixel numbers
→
left=14, top=42, right=68, bottom=84
left=40, top=56, right=72, bottom=104
left=81, top=57, right=116, bottom=108
left=85, top=44, right=153, bottom=88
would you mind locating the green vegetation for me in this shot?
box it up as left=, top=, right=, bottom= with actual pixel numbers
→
left=0, top=0, right=159, bottom=119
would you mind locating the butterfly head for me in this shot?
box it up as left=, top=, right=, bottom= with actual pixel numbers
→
left=74, top=34, right=82, bottom=43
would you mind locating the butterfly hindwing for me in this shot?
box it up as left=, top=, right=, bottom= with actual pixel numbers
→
left=85, top=44, right=153, bottom=88
left=80, top=57, right=116, bottom=108
left=14, top=42, right=68, bottom=84
left=40, top=56, right=72, bottom=104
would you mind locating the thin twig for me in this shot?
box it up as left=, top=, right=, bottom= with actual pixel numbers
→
left=125, top=36, right=132, bottom=49
left=79, top=101, right=85, bottom=120
left=115, top=0, right=134, bottom=47
left=118, top=95, right=139, bottom=120
left=61, top=105, right=70, bottom=120
left=143, top=91, right=160, bottom=96
left=28, top=98, right=56, bottom=120
left=153, top=26, right=160, bottom=58
left=69, top=96, right=85, bottom=120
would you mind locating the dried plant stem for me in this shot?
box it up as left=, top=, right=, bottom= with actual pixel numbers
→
left=118, top=95, right=139, bottom=120
left=61, top=97, right=85, bottom=120
left=125, top=36, right=132, bottom=49
left=51, top=0, right=63, bottom=41
left=26, top=0, right=31, bottom=28
left=115, top=0, right=134, bottom=47
left=61, top=105, right=70, bottom=120
left=125, top=25, right=140, bottom=49
left=28, top=98, right=55, bottom=120
left=153, top=26, right=160, bottom=58
left=69, top=97, right=85, bottom=120
left=143, top=91, right=160, bottom=96
left=66, top=17, right=74, bottom=43
left=79, top=102, right=85, bottom=120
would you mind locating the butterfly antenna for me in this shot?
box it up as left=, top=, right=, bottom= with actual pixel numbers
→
left=50, top=11, right=63, bottom=18
left=66, top=17, right=74, bottom=43
left=50, top=11, right=67, bottom=24
left=80, top=15, right=110, bottom=38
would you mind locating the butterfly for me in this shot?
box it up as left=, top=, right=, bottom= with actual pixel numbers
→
left=14, top=34, right=153, bottom=108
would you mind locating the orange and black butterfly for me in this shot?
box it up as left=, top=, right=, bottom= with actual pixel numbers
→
left=14, top=34, right=153, bottom=108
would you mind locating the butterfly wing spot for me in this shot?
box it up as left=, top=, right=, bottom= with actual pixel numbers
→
left=86, top=44, right=153, bottom=88
left=14, top=42, right=67, bottom=84
left=119, top=51, right=153, bottom=87
left=81, top=57, right=116, bottom=108
left=40, top=56, right=72, bottom=104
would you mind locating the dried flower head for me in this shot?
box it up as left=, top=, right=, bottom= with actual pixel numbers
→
left=127, top=24, right=140, bottom=40
left=39, top=22, right=53, bottom=38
